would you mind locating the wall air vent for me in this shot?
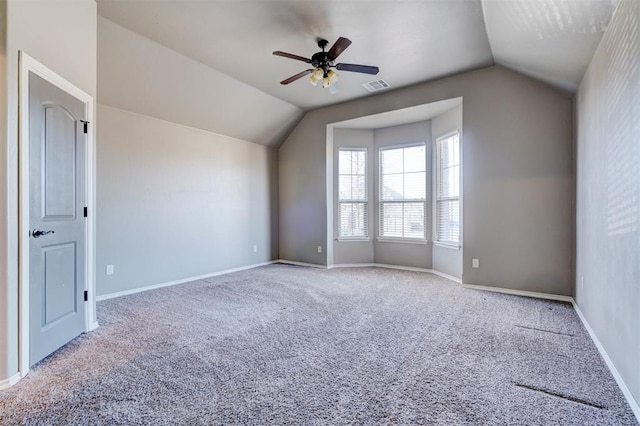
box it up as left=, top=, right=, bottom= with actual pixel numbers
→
left=362, top=79, right=391, bottom=92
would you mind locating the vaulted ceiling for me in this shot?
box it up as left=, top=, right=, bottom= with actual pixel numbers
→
left=97, top=0, right=617, bottom=112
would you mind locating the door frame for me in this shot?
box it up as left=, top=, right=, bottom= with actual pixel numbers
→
left=18, top=51, right=98, bottom=377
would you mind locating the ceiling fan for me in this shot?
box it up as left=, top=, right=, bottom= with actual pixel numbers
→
left=273, top=37, right=379, bottom=90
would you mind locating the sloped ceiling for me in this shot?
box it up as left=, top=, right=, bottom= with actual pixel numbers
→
left=97, top=0, right=618, bottom=111
left=483, top=0, right=619, bottom=92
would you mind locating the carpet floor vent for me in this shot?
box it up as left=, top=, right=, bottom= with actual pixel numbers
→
left=514, top=383, right=605, bottom=409
left=514, top=324, right=576, bottom=337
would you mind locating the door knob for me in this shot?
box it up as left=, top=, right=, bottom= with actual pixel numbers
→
left=32, top=228, right=55, bottom=238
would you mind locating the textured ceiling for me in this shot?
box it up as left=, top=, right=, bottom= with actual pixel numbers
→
left=483, top=0, right=618, bottom=92
left=96, top=0, right=618, bottom=111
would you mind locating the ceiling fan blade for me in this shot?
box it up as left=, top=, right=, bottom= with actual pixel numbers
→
left=280, top=69, right=314, bottom=85
left=336, top=63, right=380, bottom=75
left=273, top=51, right=312, bottom=63
left=327, top=37, right=352, bottom=61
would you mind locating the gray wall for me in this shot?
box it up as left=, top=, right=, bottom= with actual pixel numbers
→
left=432, top=105, right=463, bottom=278
left=373, top=121, right=432, bottom=269
left=575, top=0, right=640, bottom=409
left=97, top=105, right=278, bottom=297
left=279, top=65, right=573, bottom=296
left=0, top=0, right=96, bottom=384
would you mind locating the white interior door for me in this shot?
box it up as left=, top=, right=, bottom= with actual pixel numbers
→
left=29, top=71, right=87, bottom=366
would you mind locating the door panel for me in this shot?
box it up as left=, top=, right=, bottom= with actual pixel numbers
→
left=43, top=105, right=77, bottom=219
left=43, top=243, right=77, bottom=326
left=29, top=72, right=86, bottom=366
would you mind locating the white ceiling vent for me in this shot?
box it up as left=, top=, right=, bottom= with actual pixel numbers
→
left=362, top=79, right=391, bottom=92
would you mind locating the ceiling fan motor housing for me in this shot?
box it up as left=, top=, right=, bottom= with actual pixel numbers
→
left=311, top=51, right=332, bottom=70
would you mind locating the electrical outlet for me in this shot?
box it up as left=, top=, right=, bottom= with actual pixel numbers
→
left=472, top=259, right=479, bottom=268
left=253, top=245, right=258, bottom=253
left=317, top=245, right=323, bottom=254
left=581, top=276, right=584, bottom=289
left=106, top=264, right=114, bottom=275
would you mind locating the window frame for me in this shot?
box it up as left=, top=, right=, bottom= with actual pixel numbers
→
left=337, top=147, right=369, bottom=241
left=378, top=142, right=428, bottom=242
left=434, top=130, right=461, bottom=248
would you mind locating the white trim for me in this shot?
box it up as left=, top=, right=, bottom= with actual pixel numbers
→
left=433, top=241, right=461, bottom=250
left=336, top=238, right=371, bottom=242
left=378, top=141, right=426, bottom=151
left=428, top=269, right=462, bottom=283
left=572, top=301, right=640, bottom=421
left=18, top=52, right=97, bottom=377
left=328, top=262, right=462, bottom=283
left=0, top=373, right=23, bottom=390
left=376, top=237, right=428, bottom=245
left=328, top=263, right=375, bottom=269
left=373, top=263, right=434, bottom=274
left=435, top=128, right=461, bottom=142
left=275, top=259, right=327, bottom=269
left=462, top=283, right=573, bottom=302
left=97, top=261, right=277, bottom=301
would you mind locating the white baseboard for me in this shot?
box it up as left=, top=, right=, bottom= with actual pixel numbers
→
left=87, top=321, right=100, bottom=332
left=462, top=283, right=573, bottom=303
left=0, top=372, right=22, bottom=390
left=424, top=269, right=462, bottom=283
left=301, top=261, right=463, bottom=283
left=572, top=301, right=640, bottom=421
left=275, top=259, right=327, bottom=269
left=373, top=263, right=434, bottom=274
left=97, top=261, right=277, bottom=301
left=328, top=263, right=374, bottom=269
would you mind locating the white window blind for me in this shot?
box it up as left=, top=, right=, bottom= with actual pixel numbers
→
left=379, top=144, right=426, bottom=239
left=338, top=149, right=368, bottom=238
left=436, top=131, right=460, bottom=245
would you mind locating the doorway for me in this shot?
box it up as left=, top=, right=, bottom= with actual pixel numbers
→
left=18, top=52, right=97, bottom=375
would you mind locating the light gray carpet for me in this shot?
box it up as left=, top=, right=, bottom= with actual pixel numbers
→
left=0, top=264, right=636, bottom=425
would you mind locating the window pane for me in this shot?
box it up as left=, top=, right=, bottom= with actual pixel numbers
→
left=437, top=134, right=460, bottom=198
left=404, top=171, right=426, bottom=200
left=379, top=145, right=426, bottom=239
left=339, top=150, right=352, bottom=174
left=340, top=203, right=367, bottom=237
left=403, top=202, right=425, bottom=239
left=404, top=145, right=426, bottom=172
left=355, top=151, right=366, bottom=174
left=380, top=149, right=403, bottom=174
left=437, top=199, right=460, bottom=243
left=339, top=175, right=352, bottom=200
left=338, top=149, right=367, bottom=238
left=338, top=149, right=366, bottom=202
left=380, top=203, right=403, bottom=238
left=352, top=175, right=366, bottom=200
left=381, top=173, right=403, bottom=200
left=439, top=165, right=460, bottom=198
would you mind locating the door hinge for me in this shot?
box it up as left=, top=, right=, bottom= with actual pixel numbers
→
left=81, top=120, right=89, bottom=134
left=84, top=206, right=88, bottom=218
left=84, top=290, right=88, bottom=302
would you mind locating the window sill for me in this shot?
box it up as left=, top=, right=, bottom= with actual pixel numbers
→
left=376, top=238, right=428, bottom=245
left=336, top=238, right=371, bottom=243
left=433, top=241, right=461, bottom=250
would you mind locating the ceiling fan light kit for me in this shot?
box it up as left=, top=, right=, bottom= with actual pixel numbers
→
left=273, top=37, right=379, bottom=90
